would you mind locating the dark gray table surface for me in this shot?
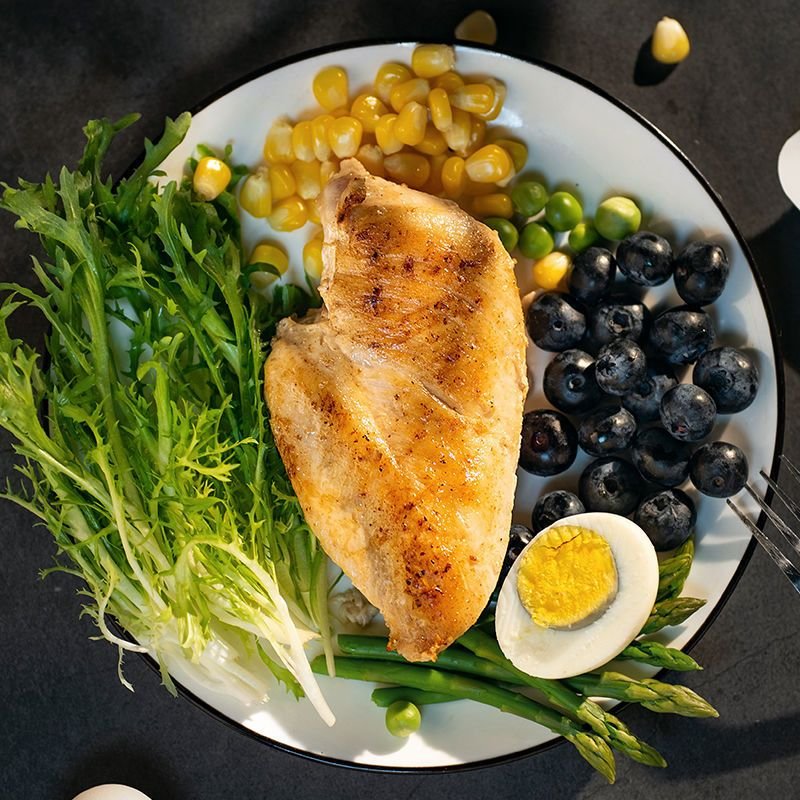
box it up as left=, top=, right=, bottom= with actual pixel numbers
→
left=2, top=2, right=800, bottom=798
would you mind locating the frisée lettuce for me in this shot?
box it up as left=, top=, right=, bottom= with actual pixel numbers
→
left=0, top=113, right=336, bottom=724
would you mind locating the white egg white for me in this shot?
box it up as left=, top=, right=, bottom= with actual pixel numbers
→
left=495, top=511, right=659, bottom=680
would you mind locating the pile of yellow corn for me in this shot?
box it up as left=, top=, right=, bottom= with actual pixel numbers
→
left=222, top=44, right=526, bottom=282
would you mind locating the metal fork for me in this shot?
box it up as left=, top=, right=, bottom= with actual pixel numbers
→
left=727, top=454, right=800, bottom=592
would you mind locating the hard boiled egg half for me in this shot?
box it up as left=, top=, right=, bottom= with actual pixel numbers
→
left=496, top=512, right=659, bottom=679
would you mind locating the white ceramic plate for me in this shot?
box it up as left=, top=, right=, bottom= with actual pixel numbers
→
left=155, top=41, right=783, bottom=770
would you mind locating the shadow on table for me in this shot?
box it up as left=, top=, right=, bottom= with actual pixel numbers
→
left=748, top=208, right=800, bottom=373
left=653, top=710, right=800, bottom=781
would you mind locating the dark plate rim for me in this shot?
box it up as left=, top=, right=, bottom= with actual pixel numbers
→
left=126, top=36, right=786, bottom=775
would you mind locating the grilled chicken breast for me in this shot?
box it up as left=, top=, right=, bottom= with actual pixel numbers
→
left=265, top=160, right=527, bottom=661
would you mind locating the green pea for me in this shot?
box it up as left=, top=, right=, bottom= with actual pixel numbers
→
left=385, top=700, right=421, bottom=738
left=568, top=221, right=600, bottom=252
left=483, top=217, right=519, bottom=252
left=519, top=221, right=555, bottom=259
left=544, top=191, right=583, bottom=232
left=510, top=180, right=548, bottom=217
left=595, top=196, right=642, bottom=240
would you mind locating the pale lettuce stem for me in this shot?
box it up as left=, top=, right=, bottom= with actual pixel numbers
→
left=151, top=357, right=174, bottom=475
left=91, top=445, right=167, bottom=613
left=182, top=537, right=335, bottom=726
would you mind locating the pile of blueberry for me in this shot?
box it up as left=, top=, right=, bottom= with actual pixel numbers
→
left=518, top=232, right=757, bottom=553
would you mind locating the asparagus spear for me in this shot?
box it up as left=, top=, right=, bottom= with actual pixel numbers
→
left=641, top=597, right=706, bottom=635
left=657, top=553, right=693, bottom=601
left=371, top=686, right=455, bottom=707
left=457, top=628, right=666, bottom=768
left=311, top=655, right=617, bottom=783
left=565, top=671, right=717, bottom=718
left=338, top=635, right=517, bottom=682
left=618, top=639, right=702, bottom=671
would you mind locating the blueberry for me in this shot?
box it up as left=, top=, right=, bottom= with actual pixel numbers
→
left=693, top=346, right=759, bottom=414
left=499, top=523, right=535, bottom=583
left=689, top=441, right=748, bottom=497
left=649, top=305, right=715, bottom=365
left=630, top=427, right=692, bottom=487
left=578, top=406, right=637, bottom=456
left=569, top=247, right=616, bottom=305
left=526, top=293, right=586, bottom=352
left=579, top=457, right=645, bottom=515
left=616, top=231, right=674, bottom=286
left=531, top=490, right=585, bottom=532
left=588, top=297, right=650, bottom=347
left=660, top=384, right=717, bottom=442
left=622, top=360, right=678, bottom=422
left=543, top=349, right=604, bottom=414
left=595, top=338, right=648, bottom=395
left=634, top=489, right=696, bottom=551
left=674, top=241, right=730, bottom=305
left=520, top=409, right=578, bottom=476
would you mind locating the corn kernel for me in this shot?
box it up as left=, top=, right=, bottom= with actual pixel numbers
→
left=464, top=177, right=498, bottom=196
left=389, top=78, right=430, bottom=113
left=441, top=156, right=466, bottom=198
left=449, top=83, right=495, bottom=116
left=192, top=157, right=232, bottom=201
left=477, top=78, right=506, bottom=121
left=428, top=87, right=453, bottom=132
left=250, top=242, right=289, bottom=275
left=471, top=192, right=513, bottom=219
left=269, top=164, right=296, bottom=202
left=454, top=10, right=498, bottom=46
left=238, top=166, right=272, bottom=217
left=464, top=144, right=514, bottom=183
left=375, top=114, right=404, bottom=155
left=327, top=116, right=363, bottom=159
left=443, top=108, right=471, bottom=153
left=320, top=159, right=340, bottom=186
left=350, top=93, right=389, bottom=134
left=290, top=120, right=315, bottom=162
left=313, top=65, right=349, bottom=111
left=268, top=195, right=308, bottom=232
left=384, top=153, right=431, bottom=190
left=354, top=144, right=385, bottom=177
left=424, top=153, right=448, bottom=195
left=394, top=101, right=427, bottom=146
left=414, top=123, right=447, bottom=156
left=303, top=236, right=325, bottom=281
left=307, top=202, right=321, bottom=225
left=532, top=251, right=572, bottom=291
left=652, top=16, right=691, bottom=64
left=291, top=160, right=322, bottom=200
left=432, top=71, right=465, bottom=92
left=411, top=44, right=456, bottom=79
left=463, top=116, right=486, bottom=156
left=491, top=137, right=528, bottom=172
left=264, top=117, right=295, bottom=164
left=374, top=62, right=413, bottom=104
left=310, top=115, right=334, bottom=161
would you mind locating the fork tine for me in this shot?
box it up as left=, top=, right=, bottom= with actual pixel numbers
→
left=744, top=482, right=800, bottom=556
left=779, top=453, right=800, bottom=484
left=759, top=469, right=800, bottom=522
left=728, top=497, right=800, bottom=594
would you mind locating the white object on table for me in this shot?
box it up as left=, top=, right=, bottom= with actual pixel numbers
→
left=72, top=785, right=152, bottom=800
left=778, top=127, right=800, bottom=209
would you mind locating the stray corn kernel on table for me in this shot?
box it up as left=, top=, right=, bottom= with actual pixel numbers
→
left=2, top=2, right=800, bottom=799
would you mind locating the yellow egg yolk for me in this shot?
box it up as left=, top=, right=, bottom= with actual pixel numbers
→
left=516, top=525, right=618, bottom=630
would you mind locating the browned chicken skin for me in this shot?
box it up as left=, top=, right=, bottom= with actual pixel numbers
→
left=264, top=160, right=527, bottom=661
